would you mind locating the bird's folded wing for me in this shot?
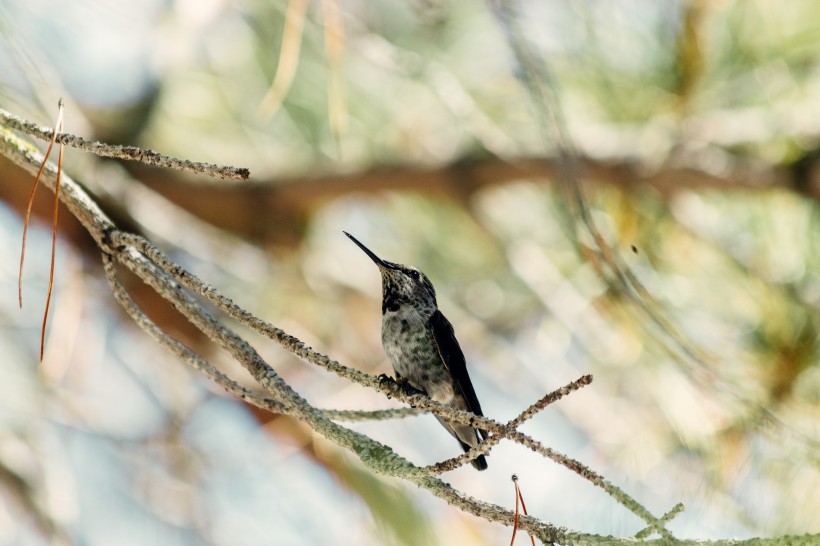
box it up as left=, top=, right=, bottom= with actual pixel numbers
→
left=429, top=310, right=486, bottom=427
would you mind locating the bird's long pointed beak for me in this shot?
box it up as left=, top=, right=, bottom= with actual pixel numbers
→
left=344, top=232, right=389, bottom=269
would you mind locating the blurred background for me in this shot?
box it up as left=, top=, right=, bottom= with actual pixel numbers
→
left=0, top=0, right=818, bottom=544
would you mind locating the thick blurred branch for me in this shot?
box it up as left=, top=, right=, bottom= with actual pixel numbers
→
left=129, top=148, right=809, bottom=246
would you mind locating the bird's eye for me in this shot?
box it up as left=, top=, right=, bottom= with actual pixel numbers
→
left=408, top=270, right=420, bottom=280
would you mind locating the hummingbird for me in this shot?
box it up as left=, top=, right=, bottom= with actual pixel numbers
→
left=345, top=232, right=488, bottom=470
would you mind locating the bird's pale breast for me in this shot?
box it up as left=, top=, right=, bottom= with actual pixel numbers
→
left=382, top=306, right=453, bottom=403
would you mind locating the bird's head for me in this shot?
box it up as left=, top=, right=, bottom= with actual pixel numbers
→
left=345, top=232, right=437, bottom=312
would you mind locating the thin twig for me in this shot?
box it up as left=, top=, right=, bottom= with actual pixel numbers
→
left=635, top=502, right=686, bottom=539
left=322, top=407, right=424, bottom=420
left=0, top=107, right=249, bottom=180
left=425, top=374, right=593, bottom=474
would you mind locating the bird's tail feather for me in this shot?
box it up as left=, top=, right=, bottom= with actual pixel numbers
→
left=435, top=416, right=488, bottom=471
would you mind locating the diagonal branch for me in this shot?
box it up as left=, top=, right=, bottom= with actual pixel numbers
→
left=101, top=252, right=290, bottom=415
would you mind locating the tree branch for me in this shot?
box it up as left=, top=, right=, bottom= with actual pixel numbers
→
left=2, top=114, right=816, bottom=546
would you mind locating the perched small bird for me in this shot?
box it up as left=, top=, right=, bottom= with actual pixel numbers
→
left=345, top=232, right=488, bottom=470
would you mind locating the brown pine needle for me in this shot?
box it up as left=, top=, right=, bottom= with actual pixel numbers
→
left=19, top=99, right=64, bottom=309
left=41, top=103, right=65, bottom=361
left=510, top=475, right=521, bottom=546
left=510, top=475, right=536, bottom=546
left=17, top=99, right=64, bottom=362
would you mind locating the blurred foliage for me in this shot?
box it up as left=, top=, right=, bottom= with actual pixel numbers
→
left=0, top=0, right=818, bottom=545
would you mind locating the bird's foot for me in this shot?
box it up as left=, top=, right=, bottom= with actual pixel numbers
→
left=377, top=374, right=424, bottom=404
left=377, top=373, right=395, bottom=399
left=397, top=379, right=425, bottom=397
left=394, top=378, right=426, bottom=408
